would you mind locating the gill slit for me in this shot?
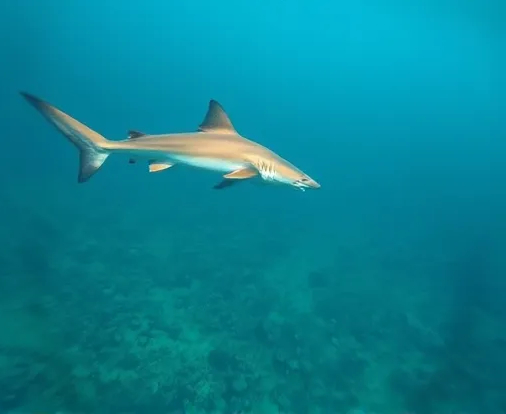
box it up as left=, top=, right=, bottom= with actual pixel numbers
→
left=258, top=159, right=276, bottom=181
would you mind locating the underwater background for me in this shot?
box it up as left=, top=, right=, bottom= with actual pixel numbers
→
left=0, top=0, right=505, bottom=413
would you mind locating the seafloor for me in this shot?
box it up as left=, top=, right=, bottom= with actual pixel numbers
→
left=1, top=183, right=505, bottom=414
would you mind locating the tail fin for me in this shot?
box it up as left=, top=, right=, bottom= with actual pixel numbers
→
left=20, top=92, right=111, bottom=183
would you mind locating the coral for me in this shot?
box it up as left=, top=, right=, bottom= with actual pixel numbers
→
left=1, top=192, right=506, bottom=413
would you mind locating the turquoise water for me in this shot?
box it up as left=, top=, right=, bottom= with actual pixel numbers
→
left=0, top=1, right=505, bottom=413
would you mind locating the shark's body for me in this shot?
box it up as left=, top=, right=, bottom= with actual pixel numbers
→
left=21, top=93, right=320, bottom=190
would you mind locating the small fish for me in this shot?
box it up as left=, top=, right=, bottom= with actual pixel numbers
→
left=20, top=93, right=320, bottom=191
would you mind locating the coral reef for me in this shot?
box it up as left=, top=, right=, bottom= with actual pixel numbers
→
left=1, top=198, right=505, bottom=413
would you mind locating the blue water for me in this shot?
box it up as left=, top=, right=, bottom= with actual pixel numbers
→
left=0, top=1, right=505, bottom=413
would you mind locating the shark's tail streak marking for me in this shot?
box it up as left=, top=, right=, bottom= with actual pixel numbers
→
left=20, top=92, right=112, bottom=183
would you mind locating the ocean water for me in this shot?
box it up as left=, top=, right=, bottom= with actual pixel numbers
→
left=0, top=1, right=505, bottom=413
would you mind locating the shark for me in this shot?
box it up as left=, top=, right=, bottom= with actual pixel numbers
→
left=20, top=92, right=320, bottom=191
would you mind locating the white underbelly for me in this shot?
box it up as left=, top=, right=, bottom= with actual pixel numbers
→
left=170, top=155, right=246, bottom=172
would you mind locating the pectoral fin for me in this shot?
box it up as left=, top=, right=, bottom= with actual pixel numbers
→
left=213, top=168, right=258, bottom=189
left=148, top=161, right=174, bottom=173
left=224, top=168, right=258, bottom=179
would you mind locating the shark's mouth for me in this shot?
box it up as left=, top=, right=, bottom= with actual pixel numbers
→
left=292, top=181, right=307, bottom=191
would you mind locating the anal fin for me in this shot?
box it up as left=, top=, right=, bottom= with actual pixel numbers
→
left=149, top=161, right=174, bottom=173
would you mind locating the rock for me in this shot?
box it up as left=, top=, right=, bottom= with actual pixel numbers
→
left=232, top=376, right=247, bottom=393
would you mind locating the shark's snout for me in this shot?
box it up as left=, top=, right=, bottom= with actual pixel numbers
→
left=293, top=176, right=320, bottom=190
left=308, top=178, right=321, bottom=189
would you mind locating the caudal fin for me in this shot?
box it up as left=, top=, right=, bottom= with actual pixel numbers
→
left=20, top=92, right=111, bottom=183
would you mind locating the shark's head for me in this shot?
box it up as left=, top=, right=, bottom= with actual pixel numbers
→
left=254, top=157, right=320, bottom=191
left=285, top=169, right=321, bottom=191
left=291, top=173, right=321, bottom=191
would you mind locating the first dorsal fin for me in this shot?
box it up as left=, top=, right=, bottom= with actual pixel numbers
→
left=128, top=130, right=147, bottom=139
left=198, top=100, right=236, bottom=134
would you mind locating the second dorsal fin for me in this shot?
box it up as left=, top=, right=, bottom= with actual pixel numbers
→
left=198, top=100, right=236, bottom=134
left=128, top=130, right=147, bottom=139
